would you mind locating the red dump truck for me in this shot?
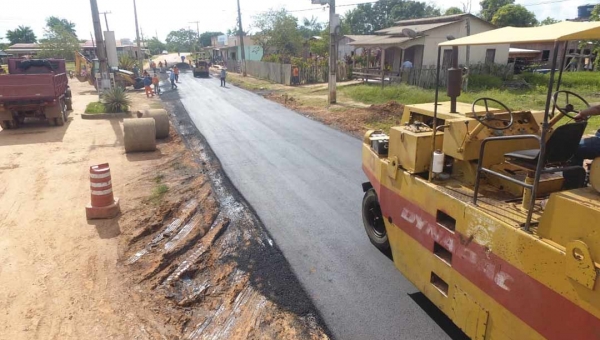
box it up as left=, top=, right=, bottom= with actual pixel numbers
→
left=0, top=58, right=72, bottom=129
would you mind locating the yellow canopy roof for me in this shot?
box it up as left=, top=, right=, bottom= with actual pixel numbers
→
left=439, top=21, right=600, bottom=47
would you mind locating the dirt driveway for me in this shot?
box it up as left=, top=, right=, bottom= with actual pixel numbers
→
left=0, top=80, right=166, bottom=339
left=0, top=79, right=328, bottom=339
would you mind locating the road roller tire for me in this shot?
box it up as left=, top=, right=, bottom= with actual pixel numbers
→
left=362, top=188, right=389, bottom=251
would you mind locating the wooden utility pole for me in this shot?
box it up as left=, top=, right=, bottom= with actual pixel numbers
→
left=100, top=11, right=111, bottom=31
left=328, top=0, right=337, bottom=104
left=189, top=21, right=200, bottom=49
left=133, top=0, right=143, bottom=68
left=90, top=0, right=110, bottom=92
left=237, top=0, right=246, bottom=76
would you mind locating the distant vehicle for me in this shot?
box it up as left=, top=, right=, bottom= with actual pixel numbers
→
left=0, top=58, right=71, bottom=129
left=162, top=50, right=168, bottom=55
left=193, top=60, right=210, bottom=78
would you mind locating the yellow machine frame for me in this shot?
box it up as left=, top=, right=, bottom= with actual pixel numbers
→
left=361, top=21, right=600, bottom=340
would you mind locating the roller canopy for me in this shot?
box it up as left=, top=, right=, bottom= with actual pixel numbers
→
left=439, top=21, right=600, bottom=47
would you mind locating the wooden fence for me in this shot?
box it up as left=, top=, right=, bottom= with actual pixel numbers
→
left=352, top=63, right=515, bottom=89
left=226, top=60, right=351, bottom=86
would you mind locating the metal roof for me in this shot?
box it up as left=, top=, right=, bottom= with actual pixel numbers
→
left=440, top=21, right=600, bottom=46
left=375, top=21, right=456, bottom=36
left=394, top=13, right=467, bottom=25
left=348, top=35, right=412, bottom=47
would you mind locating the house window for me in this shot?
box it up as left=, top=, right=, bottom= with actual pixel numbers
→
left=542, top=50, right=550, bottom=61
left=485, top=49, right=496, bottom=64
left=442, top=49, right=453, bottom=68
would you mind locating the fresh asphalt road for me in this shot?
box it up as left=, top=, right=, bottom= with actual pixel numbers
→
left=173, top=71, right=457, bottom=340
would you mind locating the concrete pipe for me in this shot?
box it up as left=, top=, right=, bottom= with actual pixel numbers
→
left=123, top=118, right=156, bottom=153
left=137, top=109, right=170, bottom=139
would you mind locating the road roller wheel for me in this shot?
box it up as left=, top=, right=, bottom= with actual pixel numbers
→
left=362, top=188, right=389, bottom=251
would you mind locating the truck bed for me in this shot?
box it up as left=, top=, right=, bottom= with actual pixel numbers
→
left=0, top=73, right=68, bottom=102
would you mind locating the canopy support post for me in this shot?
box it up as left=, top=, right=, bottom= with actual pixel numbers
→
left=524, top=41, right=560, bottom=231
left=429, top=46, right=442, bottom=182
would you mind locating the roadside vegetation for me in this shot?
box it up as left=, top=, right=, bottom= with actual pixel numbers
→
left=340, top=72, right=600, bottom=134
left=84, top=101, right=105, bottom=114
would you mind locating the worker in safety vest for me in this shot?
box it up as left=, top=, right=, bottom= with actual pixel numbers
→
left=173, top=66, right=180, bottom=82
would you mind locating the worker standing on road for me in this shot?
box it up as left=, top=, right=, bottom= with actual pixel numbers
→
left=169, top=69, right=178, bottom=90
left=158, top=61, right=163, bottom=73
left=152, top=73, right=160, bottom=95
left=181, top=55, right=185, bottom=63
left=220, top=67, right=227, bottom=87
left=164, top=60, right=168, bottom=69
left=150, top=60, right=157, bottom=74
left=173, top=66, right=180, bottom=82
left=144, top=74, right=154, bottom=98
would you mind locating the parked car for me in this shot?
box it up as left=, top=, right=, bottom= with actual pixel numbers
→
left=162, top=50, right=168, bottom=55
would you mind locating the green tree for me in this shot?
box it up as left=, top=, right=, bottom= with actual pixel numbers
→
left=165, top=29, right=198, bottom=52
left=343, top=0, right=440, bottom=35
left=445, top=7, right=464, bottom=15
left=46, top=16, right=77, bottom=38
left=491, top=4, right=538, bottom=27
left=199, top=31, right=224, bottom=47
left=538, top=17, right=560, bottom=26
left=38, top=26, right=80, bottom=60
left=299, top=16, right=323, bottom=39
left=253, top=9, right=303, bottom=59
left=6, top=25, right=37, bottom=44
left=479, top=0, right=514, bottom=22
left=146, top=37, right=166, bottom=55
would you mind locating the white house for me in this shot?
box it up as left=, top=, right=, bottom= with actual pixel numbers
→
left=349, top=14, right=509, bottom=73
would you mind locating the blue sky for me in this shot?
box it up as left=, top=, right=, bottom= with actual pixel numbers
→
left=0, top=0, right=598, bottom=43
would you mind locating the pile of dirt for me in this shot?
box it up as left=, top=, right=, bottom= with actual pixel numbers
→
left=369, top=101, right=405, bottom=116
left=117, top=112, right=329, bottom=339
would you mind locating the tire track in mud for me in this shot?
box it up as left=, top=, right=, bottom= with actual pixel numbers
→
left=122, top=81, right=330, bottom=340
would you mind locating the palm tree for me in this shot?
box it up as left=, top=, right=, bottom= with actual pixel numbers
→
left=46, top=17, right=77, bottom=38
left=6, top=26, right=37, bottom=44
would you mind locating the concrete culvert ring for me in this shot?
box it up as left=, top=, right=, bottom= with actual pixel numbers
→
left=124, top=118, right=156, bottom=153
left=137, top=109, right=170, bottom=139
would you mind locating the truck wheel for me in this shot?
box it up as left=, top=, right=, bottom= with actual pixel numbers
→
left=362, top=189, right=389, bottom=251
left=54, top=100, right=66, bottom=126
left=0, top=121, right=9, bottom=130
left=65, top=98, right=73, bottom=111
left=54, top=116, right=65, bottom=126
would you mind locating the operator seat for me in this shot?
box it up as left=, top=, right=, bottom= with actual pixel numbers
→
left=504, top=121, right=588, bottom=189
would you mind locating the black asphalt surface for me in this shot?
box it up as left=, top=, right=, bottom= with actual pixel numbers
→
left=172, top=71, right=465, bottom=340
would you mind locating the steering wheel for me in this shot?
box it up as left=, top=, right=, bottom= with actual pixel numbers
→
left=552, top=90, right=590, bottom=120
left=471, top=98, right=514, bottom=130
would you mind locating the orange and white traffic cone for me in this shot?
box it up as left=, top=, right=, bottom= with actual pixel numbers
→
left=85, top=163, right=120, bottom=219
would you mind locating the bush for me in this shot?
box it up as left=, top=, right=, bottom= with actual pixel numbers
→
left=468, top=74, right=503, bottom=90
left=118, top=54, right=136, bottom=71
left=519, top=72, right=548, bottom=87
left=85, top=102, right=105, bottom=114
left=520, top=71, right=600, bottom=89
left=102, top=87, right=131, bottom=113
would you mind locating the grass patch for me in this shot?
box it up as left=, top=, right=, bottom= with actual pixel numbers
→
left=85, top=102, right=106, bottom=114
left=148, top=183, right=169, bottom=204
left=341, top=82, right=599, bottom=134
